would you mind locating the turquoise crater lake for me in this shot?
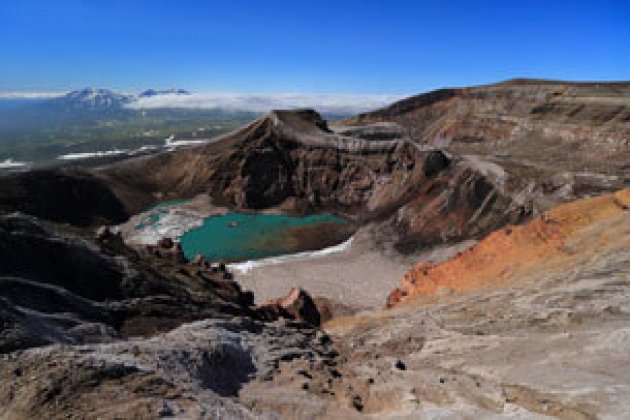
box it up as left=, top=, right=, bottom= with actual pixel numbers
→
left=178, top=212, right=351, bottom=262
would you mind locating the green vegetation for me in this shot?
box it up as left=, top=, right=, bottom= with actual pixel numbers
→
left=0, top=108, right=257, bottom=165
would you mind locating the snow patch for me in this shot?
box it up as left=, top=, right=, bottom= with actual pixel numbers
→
left=56, top=135, right=211, bottom=161
left=165, top=135, right=208, bottom=148
left=0, top=158, right=29, bottom=169
left=126, top=209, right=204, bottom=246
left=58, top=149, right=129, bottom=160
left=228, top=236, right=354, bottom=274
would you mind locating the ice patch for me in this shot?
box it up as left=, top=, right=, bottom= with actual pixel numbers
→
left=58, top=149, right=129, bottom=160
left=228, top=236, right=354, bottom=274
left=127, top=209, right=204, bottom=245
left=0, top=158, right=29, bottom=169
left=165, top=135, right=208, bottom=148
left=127, top=144, right=161, bottom=155
left=55, top=135, right=209, bottom=161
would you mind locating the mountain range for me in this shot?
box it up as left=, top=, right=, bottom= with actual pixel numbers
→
left=0, top=87, right=192, bottom=120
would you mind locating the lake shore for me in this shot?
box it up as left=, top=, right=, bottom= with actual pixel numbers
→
left=233, top=228, right=476, bottom=310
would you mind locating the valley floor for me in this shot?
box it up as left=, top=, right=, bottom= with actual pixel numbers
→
left=233, top=231, right=474, bottom=310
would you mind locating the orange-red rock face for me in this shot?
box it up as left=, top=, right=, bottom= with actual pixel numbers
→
left=387, top=188, right=630, bottom=307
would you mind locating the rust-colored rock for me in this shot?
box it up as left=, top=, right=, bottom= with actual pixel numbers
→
left=259, top=287, right=322, bottom=326
left=388, top=187, right=630, bottom=307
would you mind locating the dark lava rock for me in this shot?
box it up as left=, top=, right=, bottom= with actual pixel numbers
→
left=0, top=213, right=259, bottom=353
left=395, top=359, right=407, bottom=370
left=158, top=237, right=174, bottom=249
left=0, top=169, right=127, bottom=227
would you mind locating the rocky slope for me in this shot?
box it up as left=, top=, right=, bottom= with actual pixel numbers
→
left=388, top=187, right=630, bottom=306
left=0, top=211, right=341, bottom=418
left=0, top=169, right=128, bottom=227
left=0, top=213, right=264, bottom=353
left=0, top=316, right=338, bottom=419
left=240, top=186, right=630, bottom=418
left=343, top=79, right=630, bottom=210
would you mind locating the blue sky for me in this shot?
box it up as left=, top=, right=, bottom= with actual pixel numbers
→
left=0, top=0, right=628, bottom=94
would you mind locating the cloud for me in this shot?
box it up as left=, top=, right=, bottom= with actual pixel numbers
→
left=0, top=91, right=65, bottom=99
left=128, top=92, right=401, bottom=114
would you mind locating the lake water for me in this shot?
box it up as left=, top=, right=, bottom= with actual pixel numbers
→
left=179, top=212, right=348, bottom=262
left=151, top=199, right=190, bottom=209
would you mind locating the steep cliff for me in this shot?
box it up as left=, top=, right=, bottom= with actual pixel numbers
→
left=343, top=79, right=630, bottom=209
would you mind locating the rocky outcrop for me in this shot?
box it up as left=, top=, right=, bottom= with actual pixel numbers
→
left=258, top=287, right=322, bottom=326
left=330, top=121, right=407, bottom=141
left=146, top=236, right=186, bottom=263
left=0, top=213, right=263, bottom=352
left=388, top=187, right=630, bottom=307
left=0, top=316, right=339, bottom=419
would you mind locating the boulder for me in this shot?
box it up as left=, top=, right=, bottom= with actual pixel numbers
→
left=191, top=254, right=205, bottom=266
left=95, top=225, right=111, bottom=241
left=261, top=287, right=321, bottom=326
left=158, top=237, right=174, bottom=249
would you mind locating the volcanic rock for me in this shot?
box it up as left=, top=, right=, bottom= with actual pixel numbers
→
left=388, top=187, right=630, bottom=307
left=344, top=79, right=630, bottom=210
left=158, top=237, right=174, bottom=249
left=0, top=316, right=332, bottom=419
left=259, top=287, right=322, bottom=326
left=0, top=213, right=259, bottom=351
left=0, top=169, right=128, bottom=226
left=99, top=109, right=527, bottom=252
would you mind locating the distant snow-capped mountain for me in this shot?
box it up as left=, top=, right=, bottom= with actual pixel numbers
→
left=46, top=87, right=191, bottom=111
left=56, top=88, right=135, bottom=111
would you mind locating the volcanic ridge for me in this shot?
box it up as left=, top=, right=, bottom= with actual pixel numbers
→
left=1, top=79, right=630, bottom=418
